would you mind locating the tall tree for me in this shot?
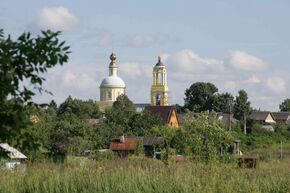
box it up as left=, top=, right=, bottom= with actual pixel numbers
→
left=213, top=92, right=234, bottom=113
left=57, top=96, right=101, bottom=119
left=0, top=29, right=70, bottom=144
left=184, top=82, right=218, bottom=112
left=279, top=99, right=290, bottom=112
left=112, top=94, right=135, bottom=112
left=233, top=90, right=251, bottom=134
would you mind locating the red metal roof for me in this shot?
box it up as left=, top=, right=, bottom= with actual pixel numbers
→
left=109, top=138, right=138, bottom=151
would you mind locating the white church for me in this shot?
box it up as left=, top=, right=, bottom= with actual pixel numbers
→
left=98, top=52, right=126, bottom=109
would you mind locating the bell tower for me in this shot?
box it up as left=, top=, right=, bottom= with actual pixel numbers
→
left=150, top=56, right=168, bottom=106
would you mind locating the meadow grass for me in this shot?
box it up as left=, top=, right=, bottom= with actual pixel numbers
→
left=1, top=157, right=290, bottom=193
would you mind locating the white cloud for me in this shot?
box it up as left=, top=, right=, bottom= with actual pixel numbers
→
left=119, top=62, right=142, bottom=79
left=228, top=50, right=267, bottom=71
left=266, top=77, right=286, bottom=94
left=245, top=75, right=261, bottom=84
left=166, top=49, right=225, bottom=74
left=37, top=6, right=78, bottom=31
left=224, top=81, right=236, bottom=90
left=62, top=70, right=95, bottom=91
left=128, top=34, right=171, bottom=47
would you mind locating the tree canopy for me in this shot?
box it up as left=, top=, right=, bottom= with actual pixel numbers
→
left=0, top=29, right=70, bottom=145
left=184, top=82, right=218, bottom=112
left=279, top=99, right=290, bottom=112
left=233, top=90, right=251, bottom=121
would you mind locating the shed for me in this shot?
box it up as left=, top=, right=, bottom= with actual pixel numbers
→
left=109, top=137, right=138, bottom=158
left=109, top=136, right=164, bottom=158
left=0, top=143, right=27, bottom=160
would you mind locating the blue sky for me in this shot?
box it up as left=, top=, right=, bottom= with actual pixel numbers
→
left=1, top=0, right=290, bottom=110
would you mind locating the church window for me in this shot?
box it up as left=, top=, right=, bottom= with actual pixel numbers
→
left=158, top=71, right=163, bottom=85
left=108, top=91, right=112, bottom=100
left=155, top=93, right=161, bottom=106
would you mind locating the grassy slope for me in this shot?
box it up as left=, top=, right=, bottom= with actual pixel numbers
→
left=1, top=158, right=290, bottom=193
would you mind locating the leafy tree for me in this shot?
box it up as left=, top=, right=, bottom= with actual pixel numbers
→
left=233, top=90, right=251, bottom=134
left=184, top=82, right=218, bottom=112
left=57, top=96, right=101, bottom=119
left=112, top=94, right=135, bottom=112
left=48, top=100, right=58, bottom=110
left=183, top=112, right=233, bottom=162
left=213, top=92, right=234, bottom=113
left=279, top=99, right=290, bottom=112
left=0, top=29, right=70, bottom=145
left=129, top=110, right=162, bottom=136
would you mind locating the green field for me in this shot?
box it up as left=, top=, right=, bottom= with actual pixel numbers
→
left=1, top=157, right=290, bottom=193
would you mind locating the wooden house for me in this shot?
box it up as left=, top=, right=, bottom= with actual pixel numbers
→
left=145, top=106, right=180, bottom=128
left=271, top=112, right=290, bottom=124
left=249, top=111, right=276, bottom=124
left=109, top=136, right=164, bottom=158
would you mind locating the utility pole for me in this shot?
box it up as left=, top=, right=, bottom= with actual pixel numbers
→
left=229, top=99, right=232, bottom=131
left=243, top=111, right=247, bottom=135
left=280, top=141, right=283, bottom=160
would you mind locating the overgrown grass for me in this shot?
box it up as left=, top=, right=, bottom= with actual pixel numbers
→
left=1, top=158, right=290, bottom=193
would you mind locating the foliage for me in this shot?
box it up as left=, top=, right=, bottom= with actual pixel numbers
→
left=233, top=90, right=251, bottom=121
left=0, top=29, right=70, bottom=148
left=184, top=82, right=218, bottom=112
left=183, top=112, right=233, bottom=162
left=57, top=96, right=101, bottom=119
left=112, top=94, right=135, bottom=112
left=212, top=92, right=234, bottom=113
left=279, top=98, right=290, bottom=112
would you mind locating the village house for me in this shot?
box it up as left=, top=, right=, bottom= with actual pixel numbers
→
left=145, top=106, right=180, bottom=128
left=0, top=143, right=27, bottom=169
left=249, top=111, right=276, bottom=124
left=271, top=112, right=290, bottom=124
left=249, top=111, right=276, bottom=132
left=109, top=136, right=164, bottom=158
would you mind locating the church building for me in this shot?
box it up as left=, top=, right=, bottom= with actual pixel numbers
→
left=150, top=56, right=168, bottom=106
left=99, top=52, right=126, bottom=107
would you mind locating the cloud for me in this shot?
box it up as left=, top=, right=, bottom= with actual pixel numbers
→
left=62, top=70, right=96, bottom=91
left=119, top=62, right=142, bottom=79
left=224, top=81, right=236, bottom=90
left=245, top=75, right=261, bottom=84
left=165, top=49, right=225, bottom=74
left=266, top=77, right=286, bottom=94
left=128, top=34, right=171, bottom=47
left=227, top=50, right=267, bottom=71
left=37, top=6, right=78, bottom=31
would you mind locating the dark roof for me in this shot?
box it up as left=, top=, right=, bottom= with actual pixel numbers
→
left=216, top=113, right=237, bottom=125
left=135, top=103, right=151, bottom=108
left=250, top=111, right=272, bottom=121
left=155, top=56, right=165, bottom=67
left=272, top=112, right=290, bottom=121
left=145, top=106, right=177, bottom=125
left=127, top=136, right=164, bottom=146
left=177, top=113, right=186, bottom=125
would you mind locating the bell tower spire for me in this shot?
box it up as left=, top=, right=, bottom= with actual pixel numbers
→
left=150, top=56, right=168, bottom=106
left=109, top=52, right=117, bottom=76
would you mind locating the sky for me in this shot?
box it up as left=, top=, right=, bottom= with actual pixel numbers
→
left=1, top=0, right=290, bottom=111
